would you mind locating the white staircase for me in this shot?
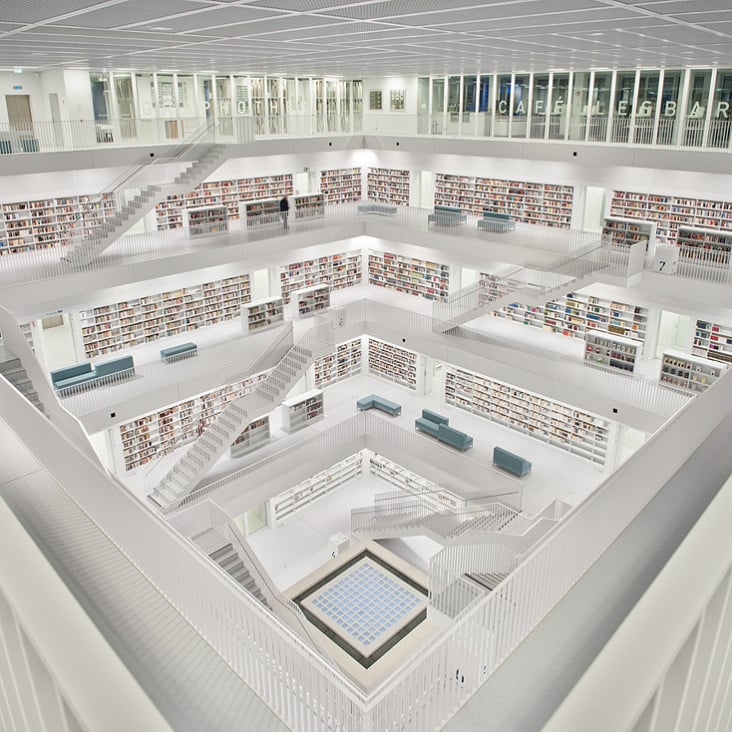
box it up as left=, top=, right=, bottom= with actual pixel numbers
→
left=148, top=320, right=335, bottom=509
left=208, top=542, right=272, bottom=609
left=433, top=239, right=614, bottom=332
left=62, top=123, right=231, bottom=267
left=0, top=351, right=48, bottom=417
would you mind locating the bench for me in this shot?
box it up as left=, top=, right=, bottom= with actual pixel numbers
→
left=50, top=355, right=135, bottom=393
left=356, top=394, right=402, bottom=416
left=478, top=210, right=516, bottom=233
left=428, top=205, right=467, bottom=227
left=357, top=202, right=398, bottom=216
left=493, top=446, right=532, bottom=477
left=415, top=409, right=473, bottom=450
left=160, top=342, right=198, bottom=363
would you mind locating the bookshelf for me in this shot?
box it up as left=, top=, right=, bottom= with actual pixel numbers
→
left=434, top=174, right=574, bottom=228
left=367, top=168, right=410, bottom=206
left=155, top=174, right=293, bottom=230
left=445, top=367, right=612, bottom=466
left=676, top=227, right=732, bottom=266
left=368, top=250, right=450, bottom=301
left=0, top=193, right=114, bottom=254
left=279, top=251, right=362, bottom=304
left=293, top=193, right=325, bottom=220
left=660, top=350, right=725, bottom=394
left=319, top=167, right=362, bottom=205
left=79, top=274, right=251, bottom=359
left=489, top=285, right=649, bottom=351
left=117, top=370, right=269, bottom=471
left=312, top=337, right=362, bottom=388
left=241, top=297, right=284, bottom=334
left=609, top=190, right=732, bottom=245
left=242, top=199, right=280, bottom=228
left=602, top=217, right=656, bottom=251
left=584, top=332, right=640, bottom=374
left=693, top=319, right=732, bottom=364
left=267, top=452, right=362, bottom=527
left=369, top=454, right=466, bottom=511
left=185, top=206, right=228, bottom=238
left=229, top=416, right=270, bottom=458
left=367, top=338, right=418, bottom=390
left=281, top=388, right=325, bottom=433
left=293, top=284, right=330, bottom=319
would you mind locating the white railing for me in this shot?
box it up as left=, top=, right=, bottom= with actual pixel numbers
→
left=675, top=245, right=732, bottom=285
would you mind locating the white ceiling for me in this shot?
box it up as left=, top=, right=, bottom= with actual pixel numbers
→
left=2, top=0, right=732, bottom=76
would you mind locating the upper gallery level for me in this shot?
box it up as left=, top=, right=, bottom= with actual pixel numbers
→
left=2, top=67, right=732, bottom=156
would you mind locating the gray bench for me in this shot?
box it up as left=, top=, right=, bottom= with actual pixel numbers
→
left=493, top=446, right=532, bottom=477
left=415, top=409, right=473, bottom=450
left=356, top=394, right=402, bottom=416
left=428, top=205, right=467, bottom=227
left=160, top=342, right=198, bottom=363
left=478, top=210, right=516, bottom=233
left=357, top=202, right=398, bottom=216
left=51, top=355, right=135, bottom=393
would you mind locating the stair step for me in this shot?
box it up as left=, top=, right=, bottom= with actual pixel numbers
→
left=209, top=544, right=234, bottom=561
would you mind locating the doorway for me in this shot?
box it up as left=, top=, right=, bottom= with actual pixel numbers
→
left=48, top=92, right=64, bottom=147
left=583, top=186, right=606, bottom=232
left=36, top=313, right=77, bottom=370
left=5, top=94, right=33, bottom=132
left=655, top=310, right=691, bottom=358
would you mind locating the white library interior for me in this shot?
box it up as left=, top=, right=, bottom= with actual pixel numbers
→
left=2, top=3, right=732, bottom=732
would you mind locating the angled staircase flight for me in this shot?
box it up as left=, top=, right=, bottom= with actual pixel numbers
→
left=148, top=319, right=336, bottom=510
left=62, top=122, right=231, bottom=267
left=209, top=542, right=272, bottom=609
left=432, top=239, right=615, bottom=332
left=0, top=350, right=48, bottom=417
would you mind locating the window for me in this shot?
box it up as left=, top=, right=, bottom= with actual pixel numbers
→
left=369, top=91, right=382, bottom=110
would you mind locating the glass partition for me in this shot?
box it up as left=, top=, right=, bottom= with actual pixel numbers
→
left=431, top=77, right=445, bottom=134
left=633, top=70, right=659, bottom=144
left=548, top=72, right=569, bottom=139
left=462, top=75, right=477, bottom=113
left=511, top=74, right=529, bottom=138
left=353, top=79, right=363, bottom=132
left=612, top=71, right=635, bottom=143
left=530, top=74, right=549, bottom=139
left=339, top=80, right=350, bottom=132
left=708, top=69, right=732, bottom=148
left=326, top=80, right=337, bottom=132
left=113, top=74, right=136, bottom=139
left=477, top=74, right=492, bottom=136
left=589, top=72, right=611, bottom=141
left=418, top=77, right=430, bottom=133
left=568, top=71, right=590, bottom=141
left=495, top=74, right=512, bottom=137
left=684, top=69, right=711, bottom=146
left=447, top=75, right=461, bottom=133
left=657, top=70, right=682, bottom=145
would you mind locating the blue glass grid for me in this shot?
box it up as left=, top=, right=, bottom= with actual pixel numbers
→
left=306, top=559, right=424, bottom=651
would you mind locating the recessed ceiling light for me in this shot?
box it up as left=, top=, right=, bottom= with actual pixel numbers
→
left=150, top=26, right=173, bottom=31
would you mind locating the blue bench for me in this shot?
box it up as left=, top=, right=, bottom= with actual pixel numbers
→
left=160, top=341, right=198, bottom=363
left=493, top=446, right=532, bottom=477
left=478, top=210, right=516, bottom=233
left=428, top=205, right=467, bottom=227
left=51, top=355, right=135, bottom=393
left=356, top=394, right=401, bottom=416
left=415, top=409, right=473, bottom=450
left=357, top=202, right=398, bottom=216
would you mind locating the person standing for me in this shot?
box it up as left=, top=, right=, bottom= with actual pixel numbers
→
left=279, top=195, right=289, bottom=231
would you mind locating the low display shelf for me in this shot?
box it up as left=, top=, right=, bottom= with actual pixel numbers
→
left=293, top=284, right=330, bottom=318
left=312, top=338, right=362, bottom=388
left=185, top=206, right=228, bottom=238
left=242, top=199, right=280, bottom=227
left=602, top=217, right=656, bottom=251
left=367, top=338, right=418, bottom=390
left=445, top=367, right=611, bottom=466
left=281, top=389, right=325, bottom=433
left=229, top=416, right=270, bottom=458
left=693, top=319, right=732, bottom=364
left=267, top=452, right=363, bottom=527
left=659, top=350, right=725, bottom=394
left=241, top=297, right=284, bottom=333
left=293, top=193, right=325, bottom=220
left=369, top=454, right=466, bottom=511
left=584, top=332, right=640, bottom=374
left=676, top=227, right=732, bottom=266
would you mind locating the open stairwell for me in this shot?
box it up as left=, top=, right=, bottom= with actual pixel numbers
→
left=148, top=322, right=334, bottom=510
left=62, top=124, right=231, bottom=267
left=0, top=349, right=48, bottom=417
left=209, top=542, right=271, bottom=609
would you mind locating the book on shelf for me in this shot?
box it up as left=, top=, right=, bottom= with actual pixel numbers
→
left=659, top=349, right=725, bottom=394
